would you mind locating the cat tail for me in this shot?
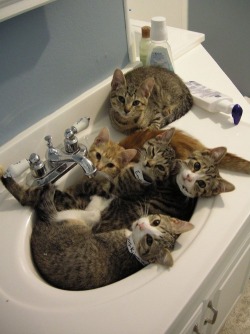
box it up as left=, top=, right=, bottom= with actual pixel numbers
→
left=219, top=152, right=250, bottom=174
left=160, top=93, right=193, bottom=128
left=35, top=184, right=57, bottom=223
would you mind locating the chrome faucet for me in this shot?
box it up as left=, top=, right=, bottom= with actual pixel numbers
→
left=44, top=135, right=96, bottom=177
left=4, top=117, right=97, bottom=186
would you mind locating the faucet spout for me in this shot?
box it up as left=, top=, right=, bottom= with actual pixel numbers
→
left=49, top=151, right=97, bottom=177
left=70, top=155, right=97, bottom=177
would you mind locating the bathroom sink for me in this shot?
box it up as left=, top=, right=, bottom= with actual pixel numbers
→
left=0, top=126, right=214, bottom=306
left=1, top=49, right=250, bottom=333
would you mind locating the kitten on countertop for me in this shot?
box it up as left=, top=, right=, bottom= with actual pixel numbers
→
left=109, top=66, right=193, bottom=134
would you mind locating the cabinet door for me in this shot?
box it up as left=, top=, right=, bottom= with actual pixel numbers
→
left=179, top=303, right=203, bottom=334
left=205, top=242, right=250, bottom=334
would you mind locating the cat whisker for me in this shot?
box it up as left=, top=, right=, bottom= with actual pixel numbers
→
left=137, top=201, right=144, bottom=217
left=138, top=200, right=149, bottom=217
left=137, top=148, right=146, bottom=161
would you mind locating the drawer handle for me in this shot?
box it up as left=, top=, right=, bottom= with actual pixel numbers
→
left=204, top=300, right=218, bottom=325
left=193, top=323, right=202, bottom=333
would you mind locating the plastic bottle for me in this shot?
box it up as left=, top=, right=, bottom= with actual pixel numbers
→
left=186, top=81, right=243, bottom=125
left=147, top=16, right=174, bottom=72
left=139, top=26, right=151, bottom=66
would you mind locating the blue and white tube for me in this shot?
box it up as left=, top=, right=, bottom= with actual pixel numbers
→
left=186, top=81, right=243, bottom=125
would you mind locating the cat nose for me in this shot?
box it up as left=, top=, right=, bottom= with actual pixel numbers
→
left=124, top=108, right=130, bottom=114
left=138, top=222, right=145, bottom=230
left=184, top=173, right=192, bottom=182
left=145, top=161, right=152, bottom=167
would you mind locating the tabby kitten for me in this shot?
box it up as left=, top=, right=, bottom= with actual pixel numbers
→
left=109, top=127, right=176, bottom=197
left=120, top=128, right=250, bottom=174
left=0, top=172, right=194, bottom=290
left=174, top=147, right=235, bottom=198
left=109, top=66, right=193, bottom=134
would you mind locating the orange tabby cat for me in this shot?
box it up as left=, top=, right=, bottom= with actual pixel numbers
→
left=119, top=128, right=250, bottom=174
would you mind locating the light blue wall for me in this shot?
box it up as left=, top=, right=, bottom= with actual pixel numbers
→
left=188, top=0, right=250, bottom=97
left=0, top=0, right=129, bottom=146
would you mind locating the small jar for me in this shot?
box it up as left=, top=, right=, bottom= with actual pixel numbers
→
left=139, top=26, right=151, bottom=66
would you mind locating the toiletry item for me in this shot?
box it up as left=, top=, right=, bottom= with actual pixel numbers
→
left=139, top=26, right=151, bottom=66
left=147, top=16, right=174, bottom=72
left=186, top=81, right=243, bottom=125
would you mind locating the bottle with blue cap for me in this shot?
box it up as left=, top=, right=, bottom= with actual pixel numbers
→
left=186, top=81, right=243, bottom=125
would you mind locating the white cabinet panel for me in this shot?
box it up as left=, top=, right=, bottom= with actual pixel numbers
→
left=208, top=243, right=250, bottom=334
left=179, top=304, right=203, bottom=334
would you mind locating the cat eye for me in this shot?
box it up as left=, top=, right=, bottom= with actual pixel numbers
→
left=107, top=163, right=114, bottom=168
left=194, top=162, right=201, bottom=171
left=156, top=164, right=165, bottom=172
left=132, top=100, right=140, bottom=106
left=118, top=96, right=125, bottom=104
left=197, top=180, right=206, bottom=188
left=96, top=152, right=101, bottom=160
left=146, top=234, right=153, bottom=246
left=151, top=219, right=160, bottom=226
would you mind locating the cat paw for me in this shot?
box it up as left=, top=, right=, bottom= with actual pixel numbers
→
left=86, top=195, right=112, bottom=212
left=85, top=210, right=101, bottom=226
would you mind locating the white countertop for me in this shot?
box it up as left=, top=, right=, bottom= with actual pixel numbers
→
left=130, top=18, right=205, bottom=61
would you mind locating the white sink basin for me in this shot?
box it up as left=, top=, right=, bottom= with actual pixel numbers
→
left=0, top=158, right=213, bottom=306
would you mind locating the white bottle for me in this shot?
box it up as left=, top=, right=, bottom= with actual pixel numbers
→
left=147, top=16, right=174, bottom=72
left=186, top=81, right=243, bottom=125
left=139, top=26, right=151, bottom=66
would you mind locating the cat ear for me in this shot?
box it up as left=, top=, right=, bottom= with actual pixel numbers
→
left=119, top=149, right=137, bottom=164
left=169, top=217, right=194, bottom=233
left=156, top=248, right=174, bottom=267
left=111, top=69, right=126, bottom=90
left=208, top=147, right=227, bottom=164
left=155, top=128, right=175, bottom=143
left=93, top=127, right=110, bottom=145
left=138, top=77, right=155, bottom=98
left=213, top=178, right=235, bottom=195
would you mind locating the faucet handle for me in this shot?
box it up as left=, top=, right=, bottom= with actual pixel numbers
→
left=71, top=117, right=90, bottom=134
left=44, top=135, right=54, bottom=148
left=29, top=153, right=47, bottom=178
left=63, top=117, right=90, bottom=154
left=64, top=128, right=78, bottom=153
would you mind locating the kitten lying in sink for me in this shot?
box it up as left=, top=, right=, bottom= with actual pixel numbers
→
left=33, top=185, right=194, bottom=290
left=0, top=166, right=193, bottom=290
